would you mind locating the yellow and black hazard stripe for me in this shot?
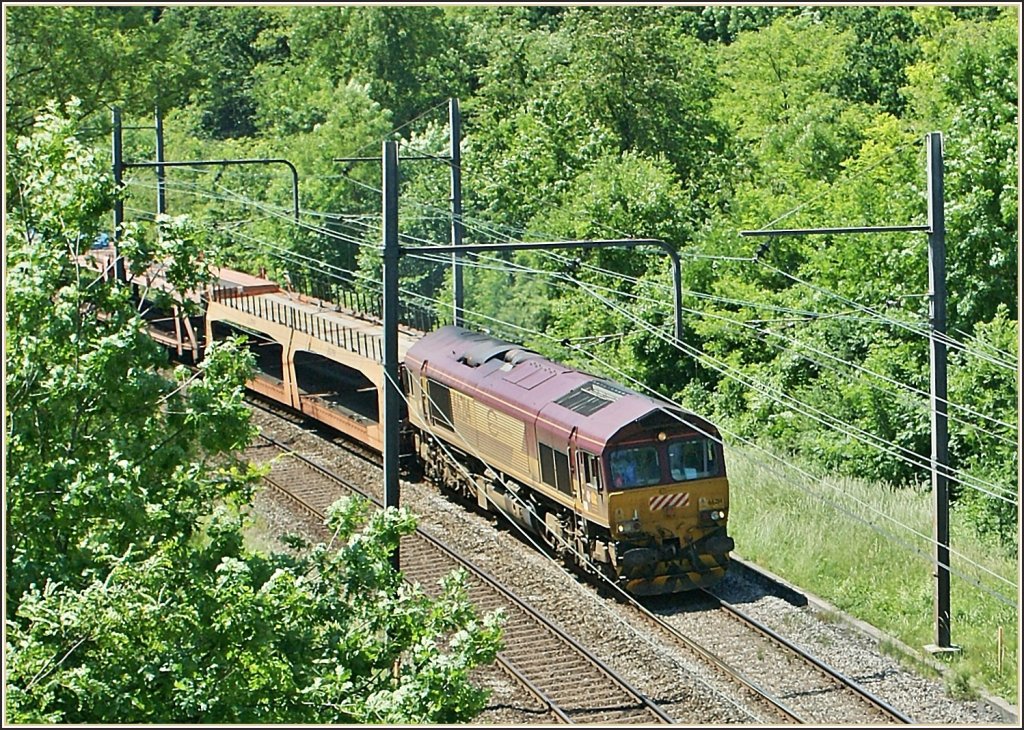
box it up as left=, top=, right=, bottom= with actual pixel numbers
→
left=623, top=552, right=732, bottom=596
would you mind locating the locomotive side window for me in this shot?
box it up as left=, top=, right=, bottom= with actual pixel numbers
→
left=668, top=438, right=720, bottom=481
left=554, top=450, right=570, bottom=495
left=540, top=444, right=556, bottom=486
left=610, top=446, right=661, bottom=488
left=539, top=444, right=572, bottom=495
left=426, top=379, right=455, bottom=431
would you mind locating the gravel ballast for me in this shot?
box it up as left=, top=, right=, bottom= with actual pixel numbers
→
left=246, top=409, right=1017, bottom=725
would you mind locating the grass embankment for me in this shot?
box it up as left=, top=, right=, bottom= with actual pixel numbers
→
left=726, top=446, right=1018, bottom=705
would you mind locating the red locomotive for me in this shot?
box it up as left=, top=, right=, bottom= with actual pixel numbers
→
left=404, top=326, right=734, bottom=595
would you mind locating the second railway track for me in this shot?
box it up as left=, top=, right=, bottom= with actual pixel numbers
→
left=244, top=428, right=672, bottom=724
left=243, top=398, right=925, bottom=725
left=636, top=588, right=914, bottom=724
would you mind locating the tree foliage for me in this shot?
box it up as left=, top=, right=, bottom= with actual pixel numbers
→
left=5, top=108, right=502, bottom=724
left=3, top=2, right=1016, bottom=565
left=158, top=5, right=289, bottom=140
left=903, top=6, right=1019, bottom=331
left=3, top=6, right=193, bottom=139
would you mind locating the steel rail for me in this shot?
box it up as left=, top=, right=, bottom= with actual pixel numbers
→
left=702, top=588, right=915, bottom=723
left=627, top=598, right=805, bottom=723
left=250, top=428, right=672, bottom=724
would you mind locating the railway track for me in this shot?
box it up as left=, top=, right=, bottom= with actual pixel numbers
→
left=633, top=588, right=914, bottom=725
left=243, top=397, right=917, bottom=724
left=243, top=429, right=672, bottom=724
left=706, top=588, right=913, bottom=723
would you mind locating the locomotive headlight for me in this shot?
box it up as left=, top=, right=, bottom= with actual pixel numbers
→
left=616, top=519, right=642, bottom=535
left=700, top=509, right=727, bottom=524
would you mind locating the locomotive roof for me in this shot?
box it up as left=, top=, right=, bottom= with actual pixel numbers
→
left=405, top=326, right=716, bottom=452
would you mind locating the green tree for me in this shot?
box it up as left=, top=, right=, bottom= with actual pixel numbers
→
left=558, top=7, right=726, bottom=187
left=4, top=5, right=190, bottom=137
left=947, top=306, right=1019, bottom=548
left=902, top=5, right=1018, bottom=331
left=464, top=6, right=728, bottom=231
left=713, top=13, right=872, bottom=183
left=160, top=5, right=289, bottom=139
left=5, top=107, right=502, bottom=723
left=819, top=6, right=922, bottom=115
left=680, top=8, right=1017, bottom=549
left=280, top=5, right=470, bottom=130
left=679, top=4, right=794, bottom=44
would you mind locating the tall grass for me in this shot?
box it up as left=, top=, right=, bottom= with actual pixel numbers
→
left=726, top=445, right=1018, bottom=703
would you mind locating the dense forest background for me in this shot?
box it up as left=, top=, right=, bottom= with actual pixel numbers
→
left=5, top=4, right=1017, bottom=546
left=4, top=3, right=1019, bottom=718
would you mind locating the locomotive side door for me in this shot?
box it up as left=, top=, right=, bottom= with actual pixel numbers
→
left=575, top=447, right=605, bottom=521
left=567, top=426, right=581, bottom=512
left=418, top=361, right=430, bottom=421
left=570, top=427, right=601, bottom=519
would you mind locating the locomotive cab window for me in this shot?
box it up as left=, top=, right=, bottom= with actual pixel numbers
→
left=668, top=438, right=720, bottom=481
left=609, top=446, right=661, bottom=489
left=580, top=451, right=602, bottom=490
